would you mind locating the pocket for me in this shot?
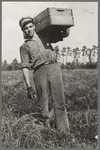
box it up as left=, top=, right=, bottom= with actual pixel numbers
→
left=43, top=50, right=51, bottom=61
left=49, top=50, right=56, bottom=61
left=44, top=50, right=56, bottom=62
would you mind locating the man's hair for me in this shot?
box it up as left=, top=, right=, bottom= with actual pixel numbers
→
left=19, top=16, right=34, bottom=30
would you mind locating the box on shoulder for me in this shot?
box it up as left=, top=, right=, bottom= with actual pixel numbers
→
left=33, top=7, right=74, bottom=43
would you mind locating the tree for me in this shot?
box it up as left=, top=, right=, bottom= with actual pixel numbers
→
left=92, top=45, right=98, bottom=62
left=10, top=58, right=19, bottom=70
left=2, top=59, right=21, bottom=71
left=86, top=48, right=93, bottom=63
left=61, top=47, right=66, bottom=64
left=54, top=46, right=61, bottom=63
left=2, top=60, right=9, bottom=71
left=72, top=47, right=81, bottom=64
left=7, top=65, right=12, bottom=70
left=66, top=47, right=72, bottom=63
left=82, top=46, right=87, bottom=56
left=81, top=46, right=87, bottom=64
left=85, top=45, right=98, bottom=63
left=96, top=46, right=98, bottom=62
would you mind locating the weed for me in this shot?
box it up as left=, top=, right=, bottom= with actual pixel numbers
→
left=1, top=69, right=98, bottom=148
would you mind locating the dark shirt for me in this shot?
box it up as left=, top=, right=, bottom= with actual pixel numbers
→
left=20, top=33, right=56, bottom=69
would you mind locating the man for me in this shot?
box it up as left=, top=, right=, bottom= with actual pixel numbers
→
left=19, top=16, right=70, bottom=134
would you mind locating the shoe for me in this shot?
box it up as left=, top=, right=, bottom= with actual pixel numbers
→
left=43, top=119, right=50, bottom=128
left=40, top=109, right=54, bottom=119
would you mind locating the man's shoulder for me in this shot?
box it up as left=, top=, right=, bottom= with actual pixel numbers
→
left=20, top=42, right=29, bottom=50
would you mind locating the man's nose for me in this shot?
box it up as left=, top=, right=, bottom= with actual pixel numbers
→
left=28, top=27, right=31, bottom=32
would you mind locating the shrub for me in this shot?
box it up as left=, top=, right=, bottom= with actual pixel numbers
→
left=1, top=70, right=98, bottom=148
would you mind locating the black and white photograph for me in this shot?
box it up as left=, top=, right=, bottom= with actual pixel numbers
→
left=2, top=1, right=98, bottom=148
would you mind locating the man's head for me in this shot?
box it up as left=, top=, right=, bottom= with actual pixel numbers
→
left=19, top=17, right=35, bottom=38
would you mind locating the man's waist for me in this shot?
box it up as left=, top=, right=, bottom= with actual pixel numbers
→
left=34, top=60, right=57, bottom=73
left=44, top=60, right=57, bottom=65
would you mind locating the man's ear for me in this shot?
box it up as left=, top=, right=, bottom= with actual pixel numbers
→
left=33, top=25, right=35, bottom=30
left=23, top=32, right=27, bottom=39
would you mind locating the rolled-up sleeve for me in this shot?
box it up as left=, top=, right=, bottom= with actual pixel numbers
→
left=20, top=46, right=31, bottom=69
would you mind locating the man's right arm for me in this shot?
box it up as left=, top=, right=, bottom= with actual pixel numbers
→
left=22, top=67, right=31, bottom=88
left=20, top=45, right=31, bottom=88
left=20, top=45, right=36, bottom=99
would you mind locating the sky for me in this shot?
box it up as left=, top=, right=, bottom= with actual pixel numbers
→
left=2, top=2, right=98, bottom=63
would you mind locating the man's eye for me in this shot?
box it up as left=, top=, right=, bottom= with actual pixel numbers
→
left=24, top=27, right=28, bottom=30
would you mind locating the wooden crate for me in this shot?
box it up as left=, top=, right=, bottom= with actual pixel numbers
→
left=33, top=7, right=74, bottom=43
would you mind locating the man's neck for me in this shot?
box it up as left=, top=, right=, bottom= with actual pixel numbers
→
left=28, top=32, right=37, bottom=39
left=24, top=32, right=37, bottom=42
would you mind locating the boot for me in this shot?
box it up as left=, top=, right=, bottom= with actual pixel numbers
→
left=55, top=109, right=70, bottom=135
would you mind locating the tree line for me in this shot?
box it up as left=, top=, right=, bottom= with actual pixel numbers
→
left=54, top=45, right=98, bottom=69
left=2, top=45, right=98, bottom=71
left=2, top=59, right=22, bottom=71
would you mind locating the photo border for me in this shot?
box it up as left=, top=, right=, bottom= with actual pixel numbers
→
left=0, top=0, right=99, bottom=150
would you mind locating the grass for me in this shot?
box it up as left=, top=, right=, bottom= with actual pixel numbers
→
left=1, top=69, right=98, bottom=148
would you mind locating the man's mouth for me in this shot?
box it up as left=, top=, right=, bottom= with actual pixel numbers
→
left=29, top=32, right=32, bottom=34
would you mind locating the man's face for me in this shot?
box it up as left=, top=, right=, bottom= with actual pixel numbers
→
left=23, top=22, right=35, bottom=38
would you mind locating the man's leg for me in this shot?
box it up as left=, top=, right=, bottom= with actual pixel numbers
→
left=33, top=65, right=50, bottom=119
left=48, top=63, right=70, bottom=134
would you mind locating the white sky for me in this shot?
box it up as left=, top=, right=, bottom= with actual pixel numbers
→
left=2, top=2, right=98, bottom=63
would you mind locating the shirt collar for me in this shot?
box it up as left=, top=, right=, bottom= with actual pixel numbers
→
left=24, top=36, right=36, bottom=42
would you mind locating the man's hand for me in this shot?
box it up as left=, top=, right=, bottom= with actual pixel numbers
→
left=27, top=86, right=36, bottom=99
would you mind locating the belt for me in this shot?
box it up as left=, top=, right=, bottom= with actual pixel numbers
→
left=34, top=60, right=57, bottom=73
left=44, top=60, right=56, bottom=65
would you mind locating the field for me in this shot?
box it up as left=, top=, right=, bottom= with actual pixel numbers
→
left=1, top=69, right=98, bottom=148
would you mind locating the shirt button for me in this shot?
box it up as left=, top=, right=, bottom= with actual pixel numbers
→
left=47, top=43, right=49, bottom=46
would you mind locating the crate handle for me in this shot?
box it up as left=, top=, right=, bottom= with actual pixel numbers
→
left=57, top=9, right=65, bottom=12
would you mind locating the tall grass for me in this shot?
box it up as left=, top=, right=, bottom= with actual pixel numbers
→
left=1, top=69, right=98, bottom=148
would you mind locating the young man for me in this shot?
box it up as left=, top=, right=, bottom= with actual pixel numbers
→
left=19, top=17, right=70, bottom=134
